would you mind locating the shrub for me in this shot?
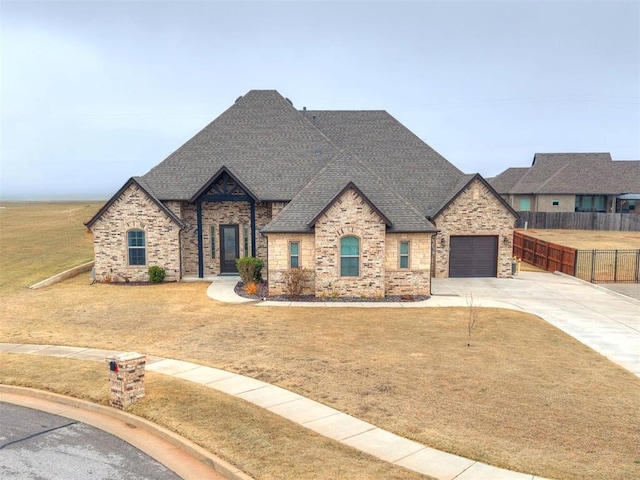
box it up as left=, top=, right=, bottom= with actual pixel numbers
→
left=236, top=257, right=263, bottom=284
left=282, top=267, right=311, bottom=298
left=148, top=265, right=166, bottom=283
left=245, top=281, right=258, bottom=296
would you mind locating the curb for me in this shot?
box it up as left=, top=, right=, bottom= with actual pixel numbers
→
left=0, top=384, right=254, bottom=480
left=29, top=261, right=95, bottom=290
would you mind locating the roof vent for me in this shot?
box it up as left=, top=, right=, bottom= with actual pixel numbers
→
left=285, top=97, right=293, bottom=106
left=235, top=96, right=242, bottom=103
left=312, top=114, right=317, bottom=125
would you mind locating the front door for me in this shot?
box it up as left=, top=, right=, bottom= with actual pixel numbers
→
left=220, top=224, right=240, bottom=273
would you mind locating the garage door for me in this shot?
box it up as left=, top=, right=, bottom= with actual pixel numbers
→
left=449, top=236, right=498, bottom=277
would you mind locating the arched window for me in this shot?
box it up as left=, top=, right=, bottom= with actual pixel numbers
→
left=340, top=236, right=360, bottom=277
left=127, top=229, right=146, bottom=266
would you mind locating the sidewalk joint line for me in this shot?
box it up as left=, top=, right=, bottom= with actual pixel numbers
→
left=391, top=446, right=427, bottom=463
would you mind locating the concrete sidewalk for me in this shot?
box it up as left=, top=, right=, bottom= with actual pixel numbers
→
left=0, top=343, right=548, bottom=480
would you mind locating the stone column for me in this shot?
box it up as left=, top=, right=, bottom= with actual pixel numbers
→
left=107, top=352, right=146, bottom=409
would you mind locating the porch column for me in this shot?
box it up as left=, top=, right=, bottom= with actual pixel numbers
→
left=250, top=199, right=256, bottom=257
left=197, top=200, right=204, bottom=278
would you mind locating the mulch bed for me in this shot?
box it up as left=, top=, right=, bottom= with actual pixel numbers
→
left=234, top=282, right=429, bottom=302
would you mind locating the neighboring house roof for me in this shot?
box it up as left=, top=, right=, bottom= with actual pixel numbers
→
left=85, top=177, right=185, bottom=229
left=490, top=153, right=640, bottom=195
left=262, top=149, right=437, bottom=233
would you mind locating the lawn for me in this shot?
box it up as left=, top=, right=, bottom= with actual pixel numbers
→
left=1, top=203, right=640, bottom=480
left=518, top=228, right=640, bottom=250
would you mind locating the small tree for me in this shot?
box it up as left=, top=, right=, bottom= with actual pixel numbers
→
left=282, top=267, right=311, bottom=298
left=236, top=257, right=264, bottom=284
left=148, top=265, right=166, bottom=283
left=466, top=293, right=479, bottom=346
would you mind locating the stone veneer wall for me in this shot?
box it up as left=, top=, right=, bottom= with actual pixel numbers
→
left=181, top=201, right=271, bottom=276
left=384, top=233, right=433, bottom=296
left=91, top=184, right=181, bottom=282
left=314, top=188, right=386, bottom=297
left=434, top=179, right=516, bottom=278
left=266, top=234, right=316, bottom=296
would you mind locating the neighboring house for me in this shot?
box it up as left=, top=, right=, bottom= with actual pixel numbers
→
left=86, top=90, right=517, bottom=297
left=490, top=153, right=640, bottom=214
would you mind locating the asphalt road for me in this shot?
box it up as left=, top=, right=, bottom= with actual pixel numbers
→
left=0, top=402, right=182, bottom=480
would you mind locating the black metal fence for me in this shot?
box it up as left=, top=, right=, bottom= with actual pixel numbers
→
left=574, top=250, right=640, bottom=283
left=516, top=212, right=640, bottom=231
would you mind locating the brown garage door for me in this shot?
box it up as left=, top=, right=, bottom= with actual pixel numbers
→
left=449, top=236, right=498, bottom=277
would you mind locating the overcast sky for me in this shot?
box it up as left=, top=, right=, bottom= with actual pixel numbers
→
left=1, top=0, right=638, bottom=200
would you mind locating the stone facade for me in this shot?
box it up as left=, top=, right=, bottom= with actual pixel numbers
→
left=267, top=234, right=316, bottom=296
left=266, top=204, right=434, bottom=297
left=91, top=184, right=181, bottom=282
left=434, top=178, right=516, bottom=278
left=314, top=187, right=387, bottom=298
left=384, top=233, right=433, bottom=296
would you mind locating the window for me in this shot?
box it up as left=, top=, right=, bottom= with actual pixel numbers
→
left=127, top=229, right=146, bottom=266
left=243, top=225, right=249, bottom=256
left=210, top=226, right=215, bottom=258
left=552, top=200, right=559, bottom=206
left=340, top=236, right=360, bottom=277
left=575, top=195, right=607, bottom=212
left=289, top=241, right=299, bottom=268
left=399, top=241, right=410, bottom=269
left=519, top=198, right=530, bottom=211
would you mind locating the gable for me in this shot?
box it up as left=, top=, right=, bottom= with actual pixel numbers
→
left=433, top=175, right=518, bottom=221
left=262, top=149, right=437, bottom=234
left=85, top=177, right=184, bottom=229
left=310, top=182, right=391, bottom=228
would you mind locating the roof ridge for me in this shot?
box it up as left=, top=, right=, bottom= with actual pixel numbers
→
left=533, top=162, right=571, bottom=193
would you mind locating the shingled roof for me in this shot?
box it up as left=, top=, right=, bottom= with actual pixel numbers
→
left=132, top=90, right=492, bottom=232
left=490, top=153, right=640, bottom=195
left=141, top=90, right=337, bottom=201
left=263, top=149, right=437, bottom=233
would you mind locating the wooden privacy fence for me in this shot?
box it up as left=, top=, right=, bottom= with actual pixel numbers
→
left=516, top=211, right=640, bottom=231
left=513, top=231, right=640, bottom=283
left=513, top=231, right=576, bottom=274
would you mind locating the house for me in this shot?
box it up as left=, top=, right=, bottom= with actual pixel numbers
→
left=490, top=153, right=640, bottom=214
left=85, top=90, right=517, bottom=297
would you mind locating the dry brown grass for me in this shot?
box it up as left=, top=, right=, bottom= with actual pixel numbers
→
left=2, top=203, right=640, bottom=480
left=519, top=228, right=640, bottom=250
left=0, top=201, right=98, bottom=292
left=2, top=355, right=427, bottom=480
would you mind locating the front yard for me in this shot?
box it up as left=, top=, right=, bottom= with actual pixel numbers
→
left=1, top=203, right=639, bottom=480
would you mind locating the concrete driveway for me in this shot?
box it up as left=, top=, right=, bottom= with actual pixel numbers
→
left=432, top=272, right=640, bottom=378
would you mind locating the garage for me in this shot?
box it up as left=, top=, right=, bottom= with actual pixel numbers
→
left=449, top=235, right=498, bottom=277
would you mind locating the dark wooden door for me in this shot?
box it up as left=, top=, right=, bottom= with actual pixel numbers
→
left=449, top=236, right=498, bottom=277
left=220, top=224, right=239, bottom=273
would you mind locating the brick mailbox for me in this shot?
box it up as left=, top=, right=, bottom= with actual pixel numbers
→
left=107, top=352, right=146, bottom=409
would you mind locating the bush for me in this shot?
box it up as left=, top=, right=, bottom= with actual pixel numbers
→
left=148, top=265, right=166, bottom=283
left=245, top=281, right=258, bottom=296
left=282, top=267, right=311, bottom=298
left=236, top=257, right=263, bottom=284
